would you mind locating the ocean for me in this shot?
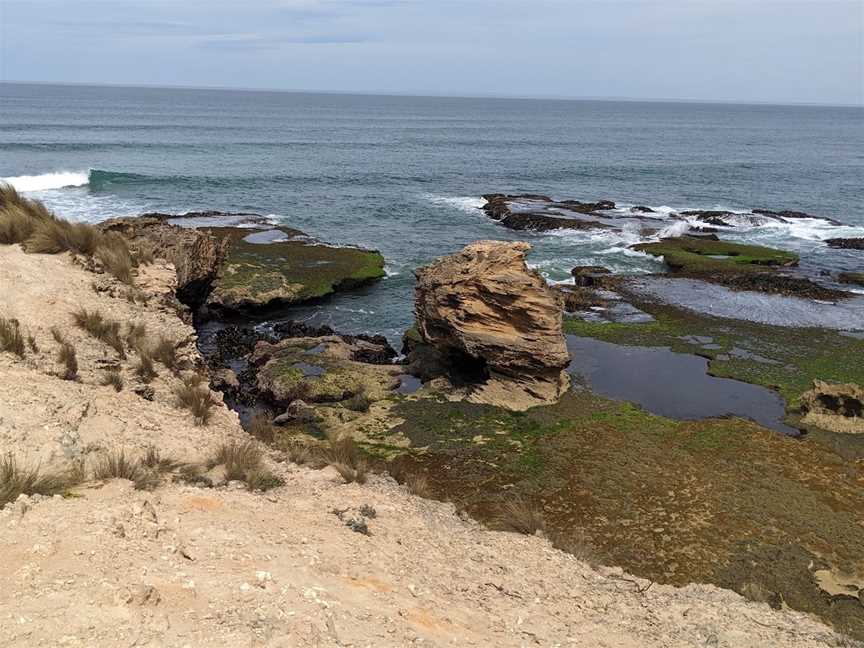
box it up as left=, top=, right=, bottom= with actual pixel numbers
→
left=2, top=82, right=863, bottom=341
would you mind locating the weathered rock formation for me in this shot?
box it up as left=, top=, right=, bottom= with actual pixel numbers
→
left=99, top=215, right=229, bottom=307
left=481, top=194, right=615, bottom=232
left=411, top=241, right=570, bottom=410
left=800, top=380, right=864, bottom=435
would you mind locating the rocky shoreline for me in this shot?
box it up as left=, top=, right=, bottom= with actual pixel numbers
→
left=1, top=187, right=863, bottom=645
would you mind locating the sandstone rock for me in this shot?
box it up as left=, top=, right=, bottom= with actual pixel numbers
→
left=412, top=241, right=570, bottom=410
left=99, top=216, right=229, bottom=307
left=800, top=380, right=864, bottom=435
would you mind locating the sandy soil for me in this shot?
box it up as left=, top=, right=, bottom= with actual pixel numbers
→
left=0, top=245, right=853, bottom=647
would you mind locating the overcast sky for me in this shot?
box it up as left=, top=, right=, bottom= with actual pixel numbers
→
left=1, top=0, right=861, bottom=105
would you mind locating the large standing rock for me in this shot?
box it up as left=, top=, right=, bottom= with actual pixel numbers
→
left=800, top=380, right=864, bottom=435
left=412, top=241, right=570, bottom=410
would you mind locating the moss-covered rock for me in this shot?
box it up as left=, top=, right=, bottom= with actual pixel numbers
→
left=839, top=272, right=864, bottom=287
left=206, top=227, right=385, bottom=311
left=633, top=238, right=799, bottom=274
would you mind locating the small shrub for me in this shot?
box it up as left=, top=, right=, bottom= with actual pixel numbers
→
left=50, top=326, right=65, bottom=345
left=549, top=528, right=601, bottom=566
left=284, top=442, right=327, bottom=468
left=345, top=389, right=371, bottom=413
left=26, top=334, right=38, bottom=353
left=0, top=317, right=25, bottom=357
left=92, top=449, right=159, bottom=491
left=58, top=343, right=78, bottom=381
left=331, top=461, right=369, bottom=484
left=324, top=433, right=369, bottom=484
left=135, top=354, right=157, bottom=383
left=247, top=410, right=275, bottom=443
left=0, top=454, right=81, bottom=508
left=245, top=468, right=285, bottom=492
left=175, top=374, right=217, bottom=425
left=101, top=369, right=124, bottom=392
left=496, top=496, right=546, bottom=536
left=72, top=308, right=126, bottom=358
left=131, top=242, right=155, bottom=266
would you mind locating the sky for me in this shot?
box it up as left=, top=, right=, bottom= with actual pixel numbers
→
left=0, top=0, right=862, bottom=105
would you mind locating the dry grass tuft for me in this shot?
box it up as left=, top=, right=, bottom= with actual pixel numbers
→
left=100, top=369, right=124, bottom=392
left=404, top=473, right=434, bottom=499
left=247, top=410, right=276, bottom=443
left=141, top=446, right=181, bottom=474
left=92, top=449, right=159, bottom=491
left=0, top=454, right=82, bottom=508
left=72, top=308, right=126, bottom=358
left=207, top=440, right=284, bottom=491
left=94, top=233, right=134, bottom=285
left=25, top=218, right=99, bottom=256
left=496, top=496, right=546, bottom=536
left=0, top=317, right=26, bottom=357
left=26, top=334, right=38, bottom=353
left=549, top=528, right=601, bottom=566
left=175, top=374, right=217, bottom=425
left=0, top=204, right=39, bottom=245
left=131, top=241, right=156, bottom=266
left=57, top=342, right=79, bottom=381
left=325, top=433, right=369, bottom=484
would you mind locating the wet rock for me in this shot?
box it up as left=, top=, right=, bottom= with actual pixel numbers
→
left=205, top=227, right=385, bottom=312
left=631, top=206, right=656, bottom=214
left=481, top=194, right=615, bottom=232
left=98, top=216, right=230, bottom=307
left=753, top=208, right=843, bottom=225
left=826, top=238, right=864, bottom=250
left=552, top=199, right=616, bottom=213
left=273, top=399, right=315, bottom=425
left=571, top=265, right=612, bottom=288
left=800, top=380, right=864, bottom=435
left=211, top=368, right=239, bottom=393
left=500, top=212, right=611, bottom=232
left=633, top=238, right=799, bottom=273
left=556, top=286, right=607, bottom=312
left=412, top=240, right=570, bottom=410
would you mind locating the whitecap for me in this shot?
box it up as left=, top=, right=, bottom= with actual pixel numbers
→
left=423, top=194, right=485, bottom=214
left=2, top=170, right=90, bottom=192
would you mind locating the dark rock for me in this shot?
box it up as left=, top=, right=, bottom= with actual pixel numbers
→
left=826, top=238, right=864, bottom=250
left=839, top=272, right=864, bottom=287
left=571, top=265, right=612, bottom=288
left=553, top=199, right=616, bottom=213
left=631, top=206, right=656, bottom=214
left=556, top=286, right=607, bottom=312
left=500, top=212, right=612, bottom=232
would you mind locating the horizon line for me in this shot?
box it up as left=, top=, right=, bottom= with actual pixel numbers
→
left=2, top=79, right=862, bottom=109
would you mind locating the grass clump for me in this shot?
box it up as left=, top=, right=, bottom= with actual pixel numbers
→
left=124, top=322, right=147, bottom=352
left=57, top=342, right=79, bottom=381
left=72, top=308, right=126, bottom=358
left=0, top=317, right=26, bottom=357
left=207, top=440, right=284, bottom=491
left=175, top=374, right=217, bottom=425
left=151, top=337, right=180, bottom=372
left=0, top=454, right=82, bottom=508
left=496, top=496, right=546, bottom=536
left=345, top=389, right=371, bottom=413
left=325, top=433, right=369, bottom=484
left=405, top=473, right=434, bottom=499
left=101, top=369, right=124, bottom=392
left=0, top=183, right=135, bottom=284
left=92, top=449, right=160, bottom=490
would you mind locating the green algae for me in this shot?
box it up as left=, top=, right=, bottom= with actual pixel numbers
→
left=207, top=226, right=385, bottom=310
left=633, top=238, right=799, bottom=274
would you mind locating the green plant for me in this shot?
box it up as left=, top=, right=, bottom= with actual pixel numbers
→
left=92, top=449, right=159, bottom=490
left=207, top=440, right=283, bottom=491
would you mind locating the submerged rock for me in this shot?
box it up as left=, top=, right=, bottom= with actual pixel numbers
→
left=411, top=240, right=570, bottom=410
left=800, top=380, right=864, bottom=435
left=205, top=226, right=385, bottom=312
left=481, top=194, right=615, bottom=232
left=633, top=238, right=799, bottom=273
left=839, top=272, right=864, bottom=287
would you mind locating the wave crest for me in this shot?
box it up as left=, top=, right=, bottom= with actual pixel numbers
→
left=1, top=170, right=90, bottom=192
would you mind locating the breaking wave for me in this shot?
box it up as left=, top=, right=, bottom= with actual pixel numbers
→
left=1, top=170, right=90, bottom=192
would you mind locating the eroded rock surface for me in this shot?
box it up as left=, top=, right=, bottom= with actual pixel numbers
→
left=412, top=241, right=570, bottom=410
left=800, top=380, right=864, bottom=434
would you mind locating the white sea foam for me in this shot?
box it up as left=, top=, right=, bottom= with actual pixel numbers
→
left=423, top=194, right=485, bottom=214
left=2, top=170, right=90, bottom=192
